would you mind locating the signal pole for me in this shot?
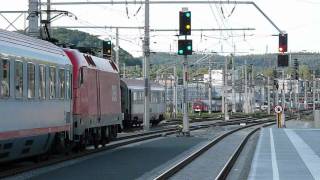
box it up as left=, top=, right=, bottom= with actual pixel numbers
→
left=282, top=70, right=285, bottom=109
left=183, top=51, right=190, bottom=134
left=143, top=0, right=150, bottom=131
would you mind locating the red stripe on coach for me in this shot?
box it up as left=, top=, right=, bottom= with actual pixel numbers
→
left=0, top=125, right=71, bottom=140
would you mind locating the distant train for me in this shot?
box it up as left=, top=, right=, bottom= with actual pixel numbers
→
left=192, top=99, right=242, bottom=112
left=121, top=78, right=166, bottom=128
left=0, top=29, right=165, bottom=163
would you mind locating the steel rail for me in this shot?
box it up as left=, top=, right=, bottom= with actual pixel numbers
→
left=214, top=122, right=274, bottom=180
left=153, top=120, right=273, bottom=180
left=215, top=117, right=297, bottom=179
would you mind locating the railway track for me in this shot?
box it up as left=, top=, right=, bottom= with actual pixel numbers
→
left=117, top=116, right=263, bottom=141
left=0, top=116, right=266, bottom=179
left=153, top=118, right=293, bottom=180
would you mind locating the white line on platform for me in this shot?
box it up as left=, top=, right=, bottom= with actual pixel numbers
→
left=270, top=128, right=280, bottom=180
left=285, top=129, right=320, bottom=179
left=248, top=128, right=264, bottom=180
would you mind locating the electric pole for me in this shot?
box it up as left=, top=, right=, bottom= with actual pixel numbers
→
left=313, top=74, right=316, bottom=113
left=115, top=27, right=120, bottom=66
left=208, top=57, right=212, bottom=114
left=224, top=57, right=229, bottom=120
left=304, top=80, right=307, bottom=110
left=267, top=76, right=271, bottom=114
left=47, top=0, right=51, bottom=34
left=282, top=70, right=285, bottom=110
left=231, top=55, right=236, bottom=113
left=244, top=62, right=248, bottom=113
left=28, top=0, right=40, bottom=38
left=143, top=0, right=150, bottom=131
left=173, top=64, right=178, bottom=118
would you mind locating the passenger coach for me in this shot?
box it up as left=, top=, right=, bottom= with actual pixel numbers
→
left=121, top=78, right=165, bottom=128
left=0, top=30, right=72, bottom=162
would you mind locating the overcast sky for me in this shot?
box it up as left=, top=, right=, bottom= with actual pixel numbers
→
left=1, top=0, right=319, bottom=57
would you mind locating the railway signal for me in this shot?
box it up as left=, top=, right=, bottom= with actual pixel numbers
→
left=279, top=33, right=288, bottom=53
left=179, top=11, right=191, bottom=35
left=178, top=39, right=193, bottom=55
left=277, top=54, right=289, bottom=67
left=178, top=8, right=191, bottom=136
left=103, top=40, right=112, bottom=58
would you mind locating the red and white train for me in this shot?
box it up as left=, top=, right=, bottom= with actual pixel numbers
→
left=0, top=30, right=122, bottom=163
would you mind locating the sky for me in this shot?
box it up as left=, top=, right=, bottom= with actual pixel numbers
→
left=1, top=0, right=319, bottom=57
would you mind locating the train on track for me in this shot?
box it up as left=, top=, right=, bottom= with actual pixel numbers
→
left=121, top=78, right=165, bottom=128
left=0, top=30, right=165, bottom=163
left=192, top=99, right=243, bottom=112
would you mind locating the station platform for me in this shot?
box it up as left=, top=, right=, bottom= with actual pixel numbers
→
left=248, top=127, right=320, bottom=180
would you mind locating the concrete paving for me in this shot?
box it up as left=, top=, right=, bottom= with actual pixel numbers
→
left=248, top=126, right=320, bottom=180
left=28, top=137, right=206, bottom=180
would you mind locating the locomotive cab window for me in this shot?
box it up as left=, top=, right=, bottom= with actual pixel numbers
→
left=27, top=63, right=35, bottom=98
left=49, top=67, right=56, bottom=99
left=1, top=59, right=10, bottom=97
left=15, top=61, right=23, bottom=98
left=39, top=65, right=46, bottom=99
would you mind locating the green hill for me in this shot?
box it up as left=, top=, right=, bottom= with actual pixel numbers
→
left=51, top=28, right=142, bottom=66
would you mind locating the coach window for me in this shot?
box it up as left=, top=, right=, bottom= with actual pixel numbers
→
left=39, top=65, right=46, bottom=99
left=1, top=59, right=10, bottom=97
left=133, top=91, right=138, bottom=102
left=138, top=91, right=143, bottom=102
left=151, top=92, right=157, bottom=103
left=59, top=69, right=65, bottom=99
left=66, top=70, right=71, bottom=99
left=160, top=92, right=165, bottom=103
left=27, top=63, right=35, bottom=98
left=49, top=67, right=56, bottom=99
left=15, top=61, right=23, bottom=98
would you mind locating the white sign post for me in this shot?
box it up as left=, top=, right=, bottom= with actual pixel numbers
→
left=274, top=105, right=284, bottom=128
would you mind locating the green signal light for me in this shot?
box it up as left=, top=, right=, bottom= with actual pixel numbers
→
left=107, top=41, right=111, bottom=44
left=187, top=45, right=192, bottom=51
left=178, top=50, right=184, bottom=54
left=185, top=12, right=191, bottom=18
